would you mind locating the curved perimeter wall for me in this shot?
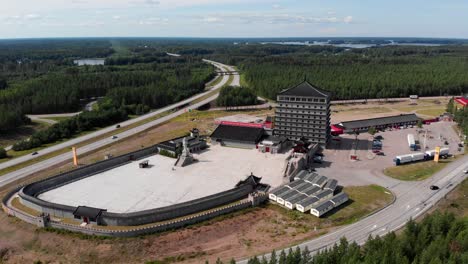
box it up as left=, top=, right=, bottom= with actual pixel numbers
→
left=17, top=144, right=257, bottom=226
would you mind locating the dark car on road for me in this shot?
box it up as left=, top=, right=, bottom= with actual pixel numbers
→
left=430, top=185, right=439, bottom=190
left=31, top=151, right=38, bottom=156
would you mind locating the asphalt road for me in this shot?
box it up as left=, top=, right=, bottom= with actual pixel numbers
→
left=237, top=155, right=468, bottom=263
left=0, top=60, right=237, bottom=187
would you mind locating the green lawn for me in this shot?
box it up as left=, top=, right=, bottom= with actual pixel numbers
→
left=383, top=159, right=453, bottom=181
left=206, top=75, right=223, bottom=89
left=328, top=185, right=394, bottom=225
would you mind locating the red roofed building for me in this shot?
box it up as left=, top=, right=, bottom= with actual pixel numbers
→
left=454, top=97, right=468, bottom=109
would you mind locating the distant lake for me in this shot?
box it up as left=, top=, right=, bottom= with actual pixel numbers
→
left=74, top=58, right=105, bottom=66
left=261, top=41, right=442, bottom=49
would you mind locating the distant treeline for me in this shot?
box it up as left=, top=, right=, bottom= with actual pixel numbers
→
left=0, top=43, right=214, bottom=132
left=197, top=44, right=468, bottom=100
left=207, top=211, right=467, bottom=264
left=216, top=86, right=258, bottom=107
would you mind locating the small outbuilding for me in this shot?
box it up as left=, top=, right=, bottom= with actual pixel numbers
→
left=210, top=124, right=264, bottom=149
left=257, top=135, right=288, bottom=154
left=73, top=206, right=106, bottom=225
left=157, top=128, right=207, bottom=156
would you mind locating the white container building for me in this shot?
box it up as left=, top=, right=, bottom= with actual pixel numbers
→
left=296, top=196, right=320, bottom=213
left=269, top=186, right=291, bottom=201
left=285, top=193, right=308, bottom=209
left=276, top=189, right=300, bottom=205
left=324, top=179, right=338, bottom=192
left=311, top=200, right=335, bottom=217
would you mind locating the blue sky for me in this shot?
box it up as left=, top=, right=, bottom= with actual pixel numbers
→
left=1, top=0, right=467, bottom=39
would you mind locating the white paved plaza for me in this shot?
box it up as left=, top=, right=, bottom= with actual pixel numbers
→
left=39, top=145, right=288, bottom=213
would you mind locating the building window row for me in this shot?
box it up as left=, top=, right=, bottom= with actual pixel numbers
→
left=278, top=104, right=327, bottom=109
left=277, top=109, right=328, bottom=115
left=276, top=114, right=328, bottom=120
left=278, top=96, right=326, bottom=103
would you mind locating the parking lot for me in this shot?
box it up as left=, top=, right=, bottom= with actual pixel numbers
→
left=314, top=121, right=463, bottom=187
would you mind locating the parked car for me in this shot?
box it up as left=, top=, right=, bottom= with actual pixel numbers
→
left=313, top=156, right=323, bottom=164
left=458, top=143, right=464, bottom=148
left=430, top=185, right=439, bottom=190
left=111, top=135, right=118, bottom=139
left=463, top=168, right=468, bottom=174
left=116, top=124, right=121, bottom=128
left=444, top=141, right=449, bottom=145
left=31, top=151, right=38, bottom=156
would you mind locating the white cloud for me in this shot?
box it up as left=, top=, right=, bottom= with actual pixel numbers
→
left=25, top=14, right=42, bottom=20
left=203, top=16, right=222, bottom=23
left=344, top=16, right=353, bottom=23
left=138, top=17, right=168, bottom=25
left=201, top=13, right=354, bottom=25
left=272, top=4, right=282, bottom=9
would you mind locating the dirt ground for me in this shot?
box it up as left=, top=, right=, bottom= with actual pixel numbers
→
left=330, top=97, right=449, bottom=124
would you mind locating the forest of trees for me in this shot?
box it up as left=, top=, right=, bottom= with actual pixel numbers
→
left=216, top=86, right=258, bottom=107
left=0, top=147, right=6, bottom=158
left=238, top=48, right=468, bottom=100
left=206, top=212, right=467, bottom=264
left=447, top=98, right=468, bottom=142
left=12, top=107, right=128, bottom=151
left=0, top=39, right=215, bottom=133
left=189, top=44, right=468, bottom=100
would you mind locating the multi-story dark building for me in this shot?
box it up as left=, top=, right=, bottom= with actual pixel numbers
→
left=275, top=81, right=331, bottom=145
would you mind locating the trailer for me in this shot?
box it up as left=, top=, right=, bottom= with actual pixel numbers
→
left=394, top=152, right=425, bottom=165
left=425, top=147, right=450, bottom=158
left=407, top=134, right=417, bottom=151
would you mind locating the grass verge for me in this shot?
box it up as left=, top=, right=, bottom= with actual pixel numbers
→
left=269, top=184, right=394, bottom=228
left=11, top=197, right=41, bottom=217
left=432, top=178, right=468, bottom=217
left=383, top=159, right=454, bottom=181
